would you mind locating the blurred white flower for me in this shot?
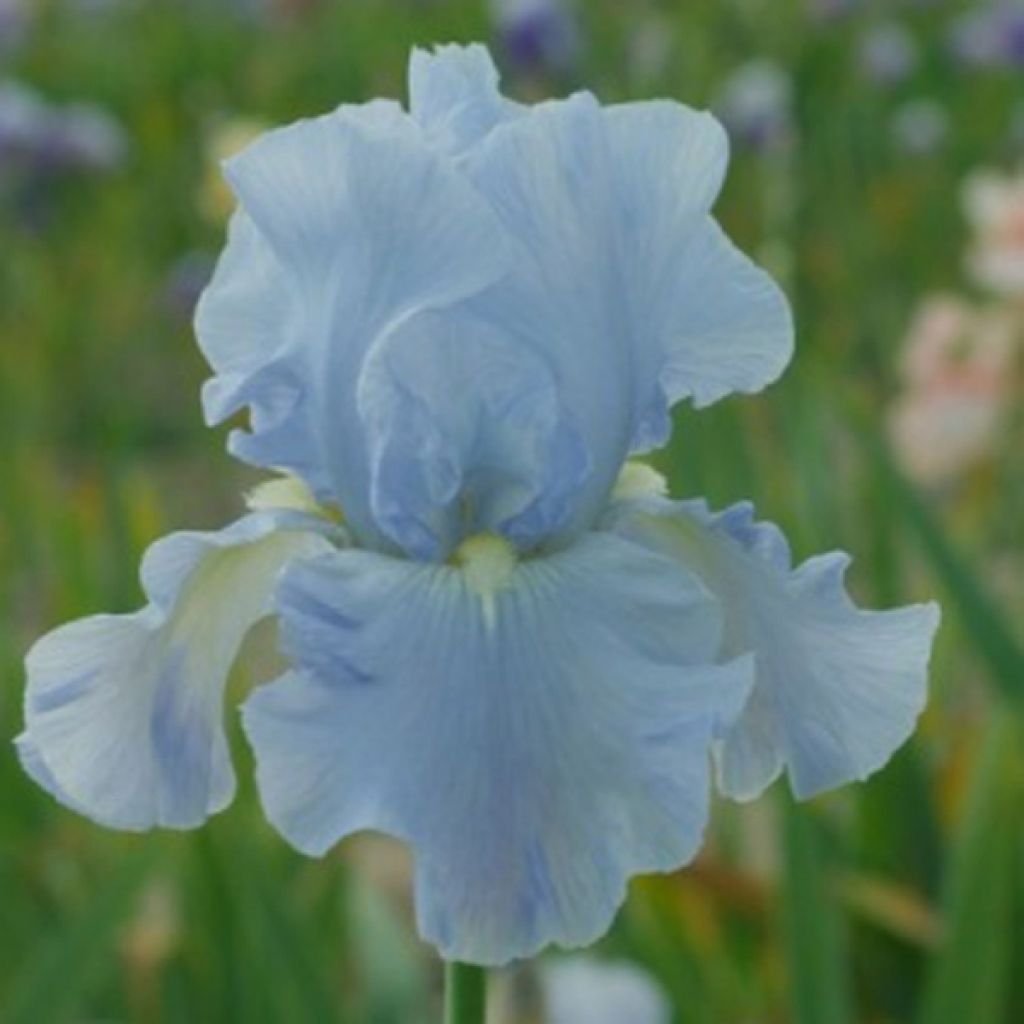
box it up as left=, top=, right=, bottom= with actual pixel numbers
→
left=0, top=80, right=52, bottom=157
left=890, top=99, right=948, bottom=155
left=715, top=60, right=793, bottom=151
left=541, top=957, right=671, bottom=1024
left=963, top=166, right=1024, bottom=297
left=627, top=12, right=674, bottom=88
left=890, top=295, right=1019, bottom=484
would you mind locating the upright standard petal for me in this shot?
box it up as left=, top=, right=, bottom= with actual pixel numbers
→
left=408, top=43, right=521, bottom=155
left=243, top=532, right=751, bottom=965
left=603, top=102, right=794, bottom=448
left=607, top=499, right=939, bottom=800
left=460, top=89, right=791, bottom=534
left=200, top=52, right=791, bottom=550
left=199, top=106, right=510, bottom=549
left=19, top=513, right=332, bottom=830
left=460, top=93, right=638, bottom=533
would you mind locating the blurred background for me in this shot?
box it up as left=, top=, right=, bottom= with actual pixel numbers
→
left=2, top=0, right=1023, bottom=1021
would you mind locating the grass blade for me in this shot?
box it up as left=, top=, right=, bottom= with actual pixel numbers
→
left=779, top=795, right=854, bottom=1024
left=862, top=425, right=1024, bottom=703
left=917, top=718, right=1020, bottom=1024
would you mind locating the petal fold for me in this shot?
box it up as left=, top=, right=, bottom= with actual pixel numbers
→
left=19, top=513, right=331, bottom=829
left=607, top=499, right=939, bottom=800
left=357, top=308, right=590, bottom=560
left=198, top=54, right=791, bottom=551
left=603, top=102, right=793, bottom=447
left=460, top=93, right=636, bottom=533
left=460, top=89, right=791, bottom=533
left=244, top=532, right=751, bottom=964
left=198, top=105, right=511, bottom=548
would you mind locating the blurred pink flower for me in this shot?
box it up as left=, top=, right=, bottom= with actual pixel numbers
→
left=890, top=295, right=1019, bottom=484
left=963, top=167, right=1024, bottom=298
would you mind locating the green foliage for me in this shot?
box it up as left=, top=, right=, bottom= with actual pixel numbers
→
left=2, top=1, right=1022, bottom=1021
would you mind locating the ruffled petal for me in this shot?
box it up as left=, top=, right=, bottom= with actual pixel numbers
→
left=408, top=43, right=521, bottom=155
left=198, top=105, right=510, bottom=548
left=459, top=88, right=790, bottom=534
left=460, top=93, right=636, bottom=534
left=19, top=513, right=332, bottom=830
left=357, top=308, right=590, bottom=560
left=607, top=499, right=939, bottom=800
left=199, top=53, right=790, bottom=550
left=603, top=101, right=793, bottom=447
left=195, top=212, right=335, bottom=496
left=243, top=532, right=751, bottom=964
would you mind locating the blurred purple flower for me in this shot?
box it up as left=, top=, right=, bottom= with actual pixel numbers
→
left=1008, top=7, right=1024, bottom=63
left=0, top=0, right=26, bottom=52
left=490, top=0, right=580, bottom=76
left=43, top=103, right=127, bottom=172
left=715, top=61, right=794, bottom=152
left=0, top=79, right=127, bottom=183
left=948, top=3, right=1024, bottom=69
left=860, top=22, right=920, bottom=85
left=808, top=0, right=859, bottom=21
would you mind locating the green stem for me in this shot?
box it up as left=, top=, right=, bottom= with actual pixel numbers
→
left=443, top=961, right=487, bottom=1024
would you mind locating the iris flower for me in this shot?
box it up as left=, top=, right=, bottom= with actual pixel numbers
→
left=18, top=45, right=939, bottom=967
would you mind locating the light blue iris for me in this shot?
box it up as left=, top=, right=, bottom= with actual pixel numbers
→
left=16, top=44, right=939, bottom=966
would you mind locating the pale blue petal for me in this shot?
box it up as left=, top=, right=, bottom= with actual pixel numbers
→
left=603, top=102, right=794, bottom=447
left=459, top=89, right=789, bottom=535
left=15, top=733, right=95, bottom=820
left=243, top=532, right=751, bottom=965
left=644, top=217, right=794, bottom=433
left=460, top=94, right=636, bottom=535
left=357, top=308, right=590, bottom=560
left=408, top=43, right=522, bottom=155
left=199, top=59, right=790, bottom=552
left=19, top=513, right=331, bottom=830
left=607, top=499, right=940, bottom=800
left=197, top=107, right=511, bottom=548
left=195, top=212, right=335, bottom=498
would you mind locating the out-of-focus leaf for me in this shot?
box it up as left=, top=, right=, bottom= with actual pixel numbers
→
left=348, top=877, right=432, bottom=1024
left=839, top=872, right=942, bottom=948
left=917, top=718, right=1020, bottom=1024
left=779, top=796, right=854, bottom=1024
left=862, top=425, right=1024, bottom=704
left=3, top=845, right=156, bottom=1024
left=240, top=857, right=347, bottom=1024
left=197, top=826, right=347, bottom=1024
